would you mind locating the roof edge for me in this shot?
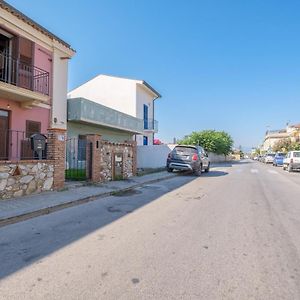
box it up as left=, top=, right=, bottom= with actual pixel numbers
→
left=0, top=0, right=75, bottom=52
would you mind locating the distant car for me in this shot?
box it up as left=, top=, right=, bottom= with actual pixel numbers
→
left=166, top=145, right=210, bottom=176
left=283, top=151, right=300, bottom=172
left=264, top=153, right=275, bottom=164
left=273, top=152, right=285, bottom=167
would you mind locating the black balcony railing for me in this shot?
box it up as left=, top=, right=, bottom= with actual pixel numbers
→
left=0, top=52, right=49, bottom=96
left=0, top=129, right=48, bottom=161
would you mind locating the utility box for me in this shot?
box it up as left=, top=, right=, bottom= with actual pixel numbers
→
left=30, top=134, right=47, bottom=160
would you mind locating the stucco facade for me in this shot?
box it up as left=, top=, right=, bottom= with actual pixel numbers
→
left=0, top=1, right=74, bottom=199
left=68, top=75, right=161, bottom=145
left=68, top=122, right=133, bottom=143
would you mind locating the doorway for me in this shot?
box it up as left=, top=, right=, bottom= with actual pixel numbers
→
left=0, top=109, right=9, bottom=160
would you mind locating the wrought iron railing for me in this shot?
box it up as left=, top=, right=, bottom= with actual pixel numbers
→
left=0, top=129, right=48, bottom=161
left=0, top=52, right=49, bottom=95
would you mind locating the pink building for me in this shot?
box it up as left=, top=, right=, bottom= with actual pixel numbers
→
left=0, top=1, right=75, bottom=160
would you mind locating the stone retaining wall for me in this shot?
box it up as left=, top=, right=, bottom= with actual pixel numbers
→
left=99, top=141, right=135, bottom=181
left=0, top=161, right=54, bottom=200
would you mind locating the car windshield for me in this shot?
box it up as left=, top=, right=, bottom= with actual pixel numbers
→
left=276, top=153, right=285, bottom=157
left=267, top=153, right=275, bottom=157
left=174, top=146, right=197, bottom=154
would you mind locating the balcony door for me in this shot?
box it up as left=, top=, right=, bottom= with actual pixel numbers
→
left=0, top=110, right=9, bottom=160
left=17, top=37, right=34, bottom=90
left=0, top=33, right=11, bottom=83
left=143, top=104, right=148, bottom=130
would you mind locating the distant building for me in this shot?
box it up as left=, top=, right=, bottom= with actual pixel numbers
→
left=262, top=124, right=300, bottom=152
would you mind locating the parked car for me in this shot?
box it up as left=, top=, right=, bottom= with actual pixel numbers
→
left=166, top=145, right=210, bottom=176
left=273, top=152, right=285, bottom=167
left=283, top=151, right=300, bottom=172
left=264, top=153, right=276, bottom=164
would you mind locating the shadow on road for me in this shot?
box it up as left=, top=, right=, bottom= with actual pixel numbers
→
left=0, top=175, right=199, bottom=280
left=203, top=170, right=228, bottom=177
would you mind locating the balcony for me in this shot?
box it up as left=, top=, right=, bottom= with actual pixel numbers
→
left=144, top=119, right=158, bottom=133
left=0, top=52, right=50, bottom=107
left=68, top=98, right=145, bottom=134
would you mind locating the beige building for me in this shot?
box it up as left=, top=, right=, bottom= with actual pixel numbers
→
left=262, top=124, right=300, bottom=152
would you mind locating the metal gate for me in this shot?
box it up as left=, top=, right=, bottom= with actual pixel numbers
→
left=65, top=137, right=92, bottom=180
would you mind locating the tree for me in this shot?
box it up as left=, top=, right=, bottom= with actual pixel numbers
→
left=178, top=130, right=234, bottom=155
left=272, top=138, right=300, bottom=152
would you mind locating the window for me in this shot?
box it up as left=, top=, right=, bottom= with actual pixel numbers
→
left=26, top=120, right=41, bottom=138
left=143, top=104, right=149, bottom=129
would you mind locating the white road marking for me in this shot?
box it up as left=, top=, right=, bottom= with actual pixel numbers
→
left=250, top=169, right=259, bottom=173
left=268, top=169, right=278, bottom=174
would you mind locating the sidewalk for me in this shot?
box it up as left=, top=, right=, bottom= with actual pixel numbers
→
left=0, top=171, right=176, bottom=227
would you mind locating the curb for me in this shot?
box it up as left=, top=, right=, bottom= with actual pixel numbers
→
left=0, top=174, right=176, bottom=228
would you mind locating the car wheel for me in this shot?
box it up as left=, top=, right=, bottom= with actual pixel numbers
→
left=288, top=164, right=293, bottom=173
left=283, top=164, right=286, bottom=171
left=194, top=164, right=202, bottom=176
left=167, top=167, right=173, bottom=173
left=205, top=163, right=210, bottom=173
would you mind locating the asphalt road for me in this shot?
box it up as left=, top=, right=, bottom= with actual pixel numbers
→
left=1, top=161, right=300, bottom=299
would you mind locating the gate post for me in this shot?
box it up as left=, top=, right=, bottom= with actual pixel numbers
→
left=85, top=134, right=101, bottom=183
left=126, top=140, right=137, bottom=176
left=47, top=128, right=66, bottom=189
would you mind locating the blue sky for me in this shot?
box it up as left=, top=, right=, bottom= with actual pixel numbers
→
left=7, top=0, right=300, bottom=150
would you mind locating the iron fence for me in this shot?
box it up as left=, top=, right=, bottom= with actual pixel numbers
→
left=0, top=52, right=49, bottom=95
left=65, top=137, right=92, bottom=181
left=0, top=129, right=48, bottom=161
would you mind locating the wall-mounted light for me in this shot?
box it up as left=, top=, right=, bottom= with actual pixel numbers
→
left=7, top=103, right=10, bottom=109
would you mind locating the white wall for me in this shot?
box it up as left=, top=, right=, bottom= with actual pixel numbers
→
left=68, top=75, right=137, bottom=116
left=208, top=153, right=229, bottom=163
left=137, top=144, right=176, bottom=168
left=51, top=49, right=69, bottom=129
left=136, top=84, right=154, bottom=120
left=137, top=145, right=230, bottom=168
left=136, top=84, right=155, bottom=145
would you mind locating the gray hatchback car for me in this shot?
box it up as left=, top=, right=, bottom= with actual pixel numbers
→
left=166, top=145, right=210, bottom=176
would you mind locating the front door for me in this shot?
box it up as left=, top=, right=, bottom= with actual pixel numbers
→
left=0, top=110, right=9, bottom=159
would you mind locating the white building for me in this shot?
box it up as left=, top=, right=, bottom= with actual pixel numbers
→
left=68, top=75, right=161, bottom=145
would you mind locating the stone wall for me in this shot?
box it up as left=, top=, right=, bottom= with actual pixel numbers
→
left=0, top=161, right=54, bottom=200
left=99, top=141, right=135, bottom=181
